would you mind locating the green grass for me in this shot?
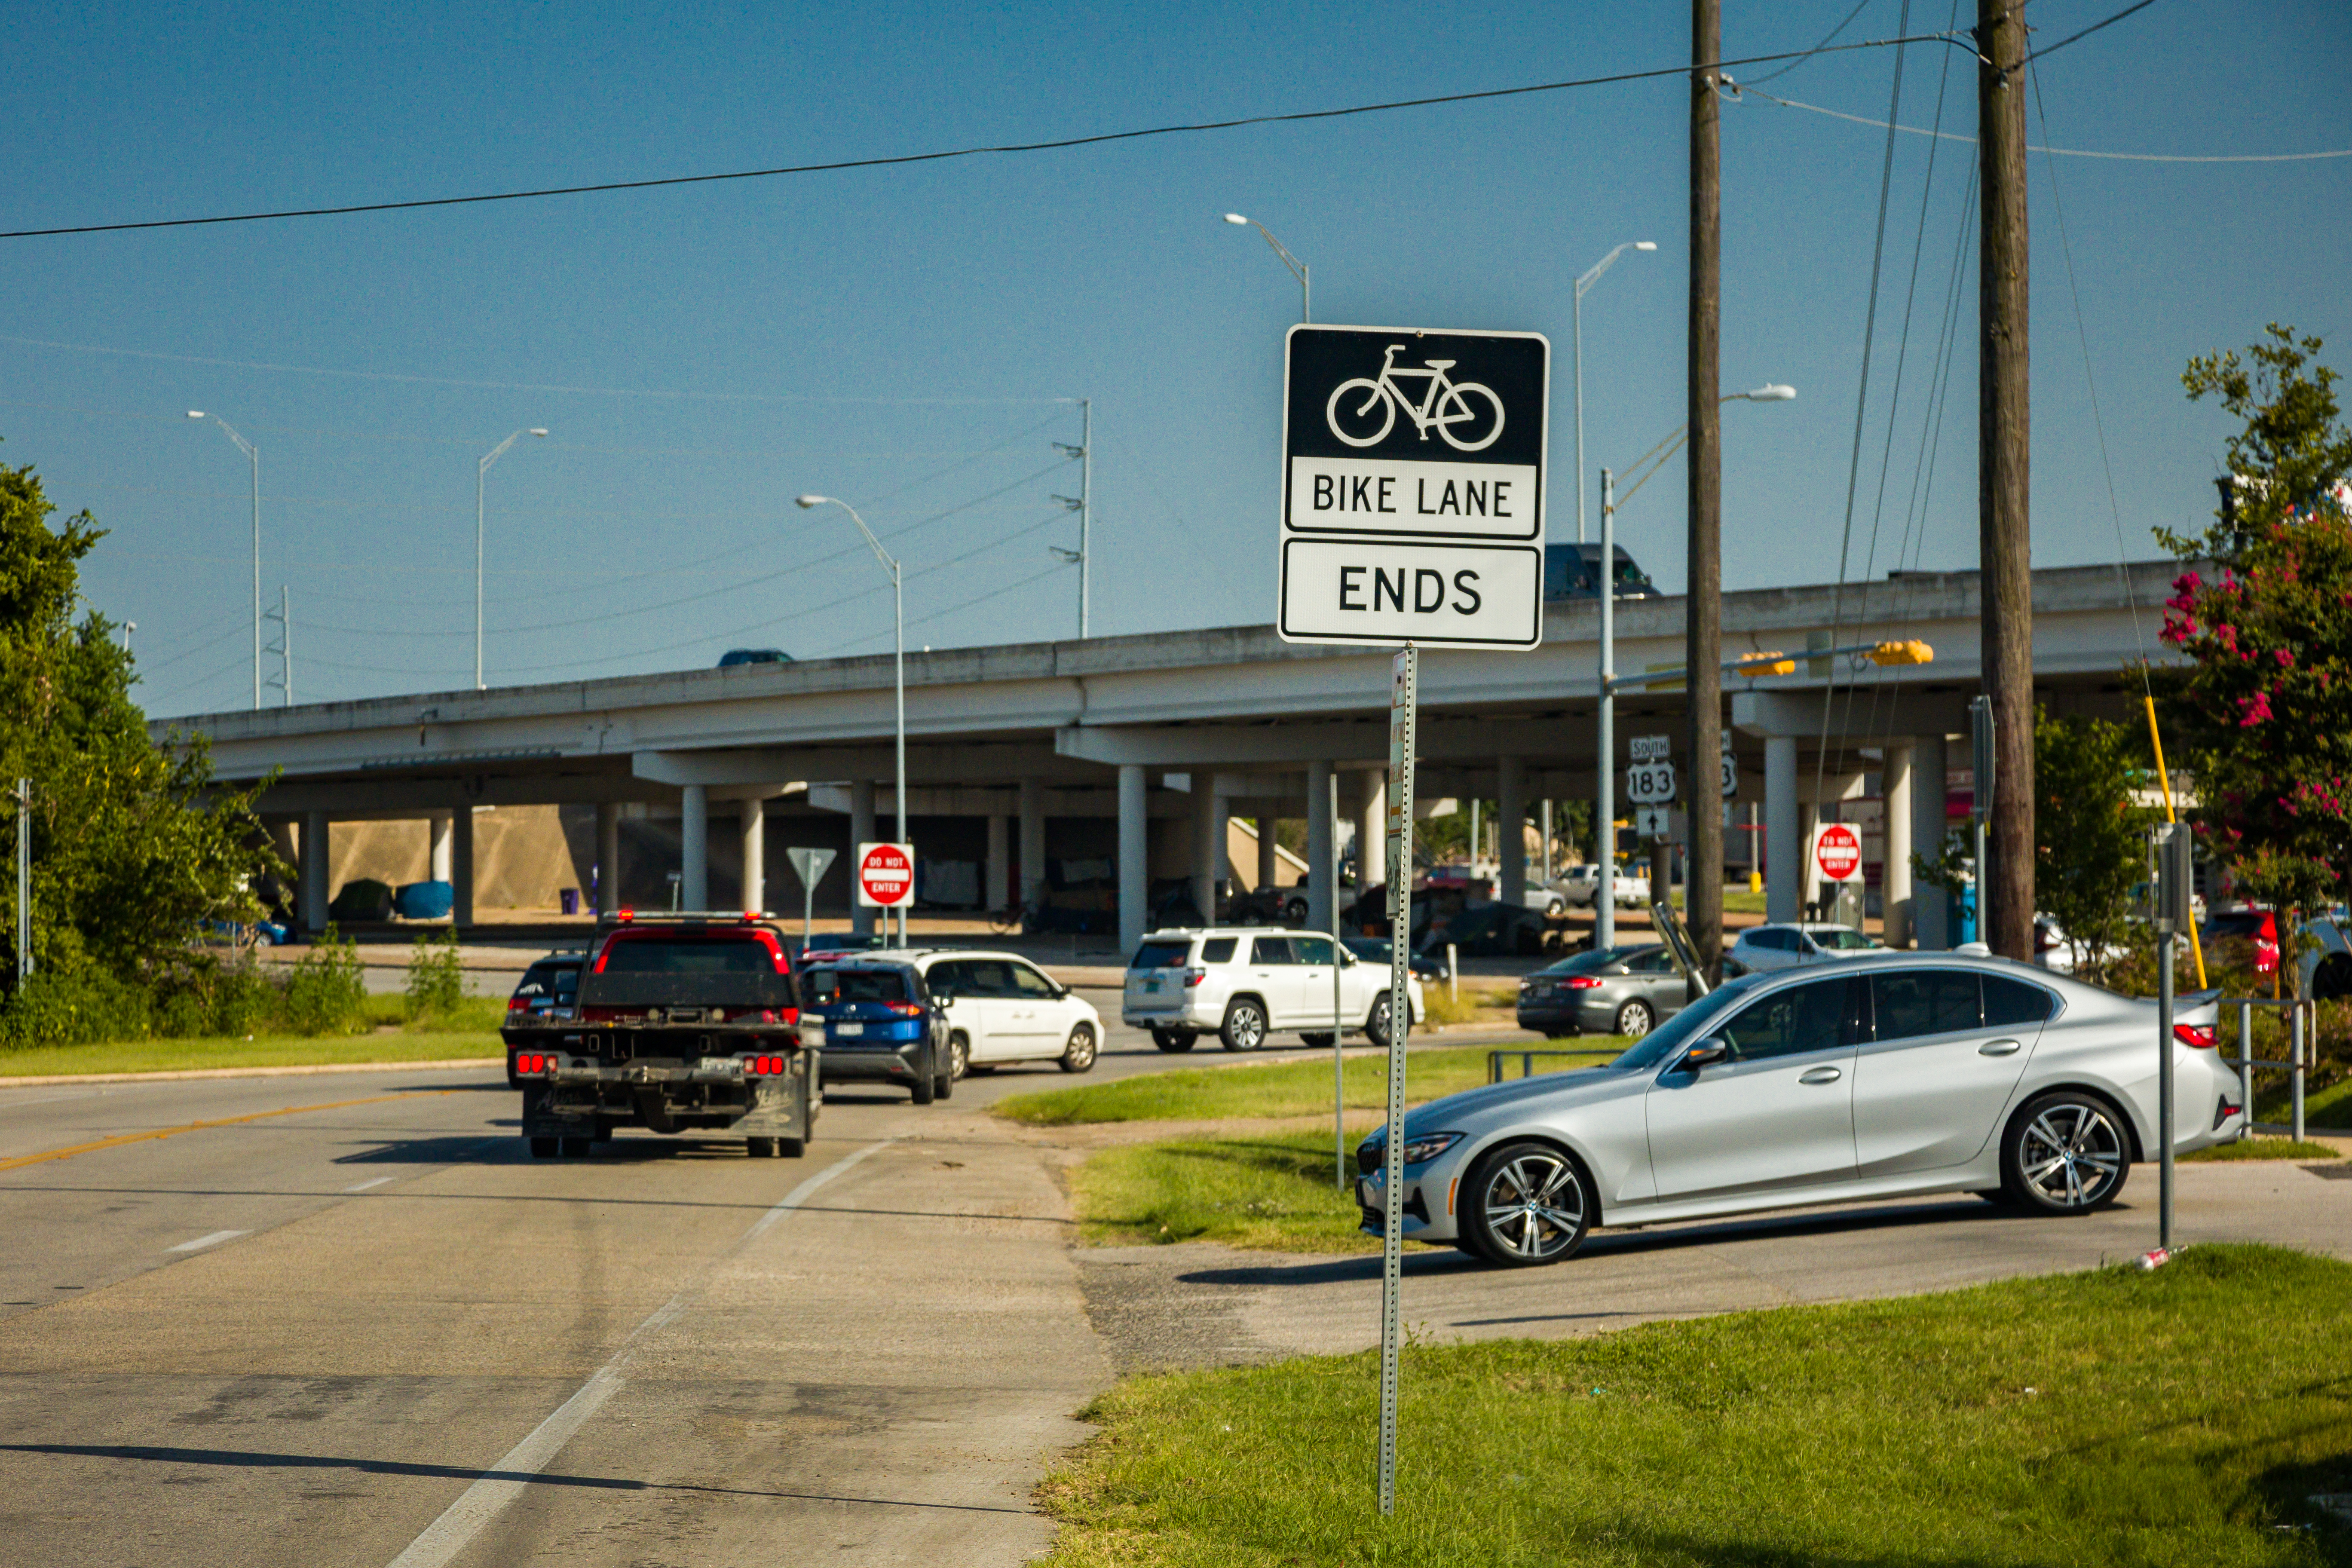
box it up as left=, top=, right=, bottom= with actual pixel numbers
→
left=2185, top=1137, right=2346, bottom=1162
left=0, top=994, right=508, bottom=1078
left=995, top=1042, right=1620, bottom=1126
left=2258, top=1073, right=2352, bottom=1134
left=1070, top=1127, right=1397, bottom=1252
left=1038, top=1243, right=2352, bottom=1566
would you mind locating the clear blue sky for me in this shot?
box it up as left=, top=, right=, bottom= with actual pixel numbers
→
left=4, top=0, right=2346, bottom=717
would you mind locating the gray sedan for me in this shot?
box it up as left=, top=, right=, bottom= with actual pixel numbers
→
left=1516, top=944, right=1689, bottom=1038
left=1361, top=956, right=2245, bottom=1266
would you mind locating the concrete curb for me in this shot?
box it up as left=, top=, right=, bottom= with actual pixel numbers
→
left=0, top=1058, right=502, bottom=1090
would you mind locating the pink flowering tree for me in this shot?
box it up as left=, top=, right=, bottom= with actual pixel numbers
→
left=2156, top=327, right=2352, bottom=957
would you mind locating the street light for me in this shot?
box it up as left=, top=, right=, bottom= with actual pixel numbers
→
left=1222, top=212, right=1310, bottom=322
left=1592, top=382, right=1793, bottom=951
left=796, top=494, right=906, bottom=945
left=187, top=411, right=261, bottom=710
left=1573, top=241, right=1657, bottom=545
left=476, top=428, right=549, bottom=689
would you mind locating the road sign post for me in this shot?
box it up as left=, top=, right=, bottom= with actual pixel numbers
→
left=1378, top=644, right=1417, bottom=1516
left=783, top=846, right=837, bottom=954
left=854, top=842, right=916, bottom=917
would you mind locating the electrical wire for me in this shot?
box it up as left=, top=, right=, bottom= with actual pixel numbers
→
left=2, top=33, right=1972, bottom=241
left=1741, top=0, right=1879, bottom=86
left=2021, top=0, right=2159, bottom=66
left=1740, top=86, right=2352, bottom=162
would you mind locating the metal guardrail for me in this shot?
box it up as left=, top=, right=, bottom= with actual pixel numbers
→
left=1488, top=1048, right=1614, bottom=1085
left=2220, top=996, right=2317, bottom=1142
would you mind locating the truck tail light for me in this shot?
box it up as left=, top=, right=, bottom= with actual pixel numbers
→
left=746, top=1054, right=787, bottom=1076
left=2174, top=1023, right=2218, bottom=1050
left=579, top=1006, right=620, bottom=1022
left=516, top=1052, right=553, bottom=1074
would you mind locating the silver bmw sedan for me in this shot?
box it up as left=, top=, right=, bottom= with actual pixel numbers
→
left=1358, top=955, right=2244, bottom=1266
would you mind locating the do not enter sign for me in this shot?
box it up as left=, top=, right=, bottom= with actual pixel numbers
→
left=855, top=842, right=916, bottom=908
left=1813, top=824, right=1862, bottom=884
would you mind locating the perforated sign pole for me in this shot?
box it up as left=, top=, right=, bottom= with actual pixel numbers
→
left=1378, top=644, right=1416, bottom=1516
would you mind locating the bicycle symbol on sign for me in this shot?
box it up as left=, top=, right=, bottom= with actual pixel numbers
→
left=1325, top=343, right=1506, bottom=452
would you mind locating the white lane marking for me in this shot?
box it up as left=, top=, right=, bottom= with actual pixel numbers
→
left=381, top=1138, right=893, bottom=1568
left=343, top=1176, right=396, bottom=1192
left=0, top=1091, right=99, bottom=1110
left=166, top=1230, right=249, bottom=1253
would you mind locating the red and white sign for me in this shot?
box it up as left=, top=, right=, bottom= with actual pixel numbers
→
left=855, top=842, right=916, bottom=908
left=1813, top=824, right=1863, bottom=883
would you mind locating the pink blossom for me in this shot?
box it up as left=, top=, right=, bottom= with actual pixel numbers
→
left=2275, top=648, right=2295, bottom=668
left=2237, top=689, right=2275, bottom=727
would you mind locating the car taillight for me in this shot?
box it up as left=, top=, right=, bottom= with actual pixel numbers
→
left=2174, top=1023, right=2218, bottom=1050
left=1566, top=975, right=1605, bottom=989
left=886, top=1001, right=923, bottom=1017
left=1183, top=967, right=1208, bottom=988
left=507, top=996, right=527, bottom=1011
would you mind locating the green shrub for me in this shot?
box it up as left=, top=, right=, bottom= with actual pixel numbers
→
left=280, top=925, right=368, bottom=1036
left=0, top=965, right=153, bottom=1048
left=403, top=928, right=464, bottom=1023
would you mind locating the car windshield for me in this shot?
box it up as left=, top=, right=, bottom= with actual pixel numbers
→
left=600, top=937, right=778, bottom=974
left=802, top=967, right=912, bottom=1004
left=1813, top=929, right=1878, bottom=951
left=1130, top=940, right=1193, bottom=970
left=1606, top=982, right=1753, bottom=1072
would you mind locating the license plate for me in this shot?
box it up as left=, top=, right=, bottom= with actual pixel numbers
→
left=832, top=1021, right=864, bottom=1037
left=1145, top=977, right=1163, bottom=994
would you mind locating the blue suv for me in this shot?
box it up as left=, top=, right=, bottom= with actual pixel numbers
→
left=800, top=960, right=953, bottom=1103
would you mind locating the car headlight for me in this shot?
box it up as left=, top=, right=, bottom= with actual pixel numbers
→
left=1398, top=1131, right=1464, bottom=1167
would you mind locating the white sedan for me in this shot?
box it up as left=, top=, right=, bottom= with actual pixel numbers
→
left=1727, top=922, right=1895, bottom=974
left=906, top=949, right=1102, bottom=1075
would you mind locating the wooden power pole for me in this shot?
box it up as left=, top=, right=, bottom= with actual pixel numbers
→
left=1686, top=0, right=1724, bottom=984
left=1978, top=0, right=2033, bottom=959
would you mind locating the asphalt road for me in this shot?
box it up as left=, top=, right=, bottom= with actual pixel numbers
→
left=0, top=1020, right=1250, bottom=1568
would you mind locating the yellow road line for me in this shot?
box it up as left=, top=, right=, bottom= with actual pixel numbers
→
left=0, top=1091, right=454, bottom=1174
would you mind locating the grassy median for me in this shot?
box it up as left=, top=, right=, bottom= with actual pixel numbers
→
left=1038, top=1243, right=2352, bottom=1565
left=0, top=995, right=505, bottom=1078
left=2184, top=1136, right=2346, bottom=1163
left=998, top=1042, right=1620, bottom=1126
left=1071, top=1127, right=1393, bottom=1252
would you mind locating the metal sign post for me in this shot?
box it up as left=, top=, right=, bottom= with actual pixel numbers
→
left=2152, top=822, right=2194, bottom=1251
left=1378, top=644, right=1417, bottom=1516
left=1332, top=767, right=1348, bottom=1191
left=783, top=847, right=837, bottom=955
left=1970, top=695, right=1995, bottom=937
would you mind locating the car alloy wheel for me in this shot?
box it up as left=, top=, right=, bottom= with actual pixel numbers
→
left=1221, top=999, right=1268, bottom=1051
left=1364, top=992, right=1393, bottom=1050
left=947, top=1033, right=970, bottom=1079
left=2004, top=1092, right=2131, bottom=1214
left=1463, top=1141, right=1591, bottom=1266
left=1060, top=1023, right=1098, bottom=1073
left=1614, top=1000, right=1654, bottom=1038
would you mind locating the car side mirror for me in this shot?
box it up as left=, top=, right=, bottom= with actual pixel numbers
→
left=933, top=992, right=955, bottom=1007
left=1680, top=1040, right=1730, bottom=1072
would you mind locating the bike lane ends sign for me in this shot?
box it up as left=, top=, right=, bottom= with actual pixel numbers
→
left=1277, top=324, right=1547, bottom=651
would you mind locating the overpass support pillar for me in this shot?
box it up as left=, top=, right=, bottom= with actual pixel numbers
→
left=1306, top=761, right=1335, bottom=935
left=1497, top=754, right=1526, bottom=907
left=1358, top=772, right=1386, bottom=894
left=1765, top=734, right=1800, bottom=925
left=451, top=807, right=475, bottom=930
left=1190, top=777, right=1222, bottom=925
left=1117, top=766, right=1147, bottom=953
left=1017, top=777, right=1046, bottom=911
left=595, top=802, right=621, bottom=915
left=849, top=781, right=877, bottom=937
left=429, top=812, right=453, bottom=884
left=986, top=812, right=1010, bottom=913
left=1883, top=745, right=1914, bottom=948
left=300, top=809, right=331, bottom=934
left=739, top=795, right=766, bottom=914
left=1911, top=734, right=1951, bottom=949
left=681, top=785, right=709, bottom=911
left=1256, top=815, right=1280, bottom=891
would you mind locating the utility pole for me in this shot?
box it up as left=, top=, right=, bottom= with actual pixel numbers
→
left=265, top=585, right=291, bottom=706
left=1051, top=400, right=1093, bottom=638
left=1685, top=0, right=1725, bottom=987
left=1977, top=0, right=2033, bottom=960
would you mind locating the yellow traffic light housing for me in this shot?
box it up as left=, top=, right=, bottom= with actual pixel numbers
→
left=1868, top=639, right=1934, bottom=667
left=1732, top=651, right=1796, bottom=677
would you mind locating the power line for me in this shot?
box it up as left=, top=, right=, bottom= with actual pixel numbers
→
left=1739, top=86, right=2352, bottom=162
left=3, top=34, right=1969, bottom=241
left=2022, top=0, right=2159, bottom=67
left=1741, top=0, right=1877, bottom=86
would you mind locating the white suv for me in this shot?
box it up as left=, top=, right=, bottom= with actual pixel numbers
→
left=902, top=949, right=1103, bottom=1076
left=1121, top=928, right=1424, bottom=1054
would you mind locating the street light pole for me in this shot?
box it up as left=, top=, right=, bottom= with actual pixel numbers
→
left=1573, top=241, right=1657, bottom=545
left=187, top=412, right=260, bottom=710
left=798, top=495, right=907, bottom=945
left=1222, top=213, right=1309, bottom=322
left=477, top=428, right=549, bottom=689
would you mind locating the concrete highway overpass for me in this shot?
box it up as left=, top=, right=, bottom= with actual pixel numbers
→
left=161, top=560, right=2183, bottom=952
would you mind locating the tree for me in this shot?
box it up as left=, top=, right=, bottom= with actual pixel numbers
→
left=0, top=438, right=276, bottom=1008
left=2031, top=709, right=2159, bottom=983
left=2154, top=327, right=2352, bottom=986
